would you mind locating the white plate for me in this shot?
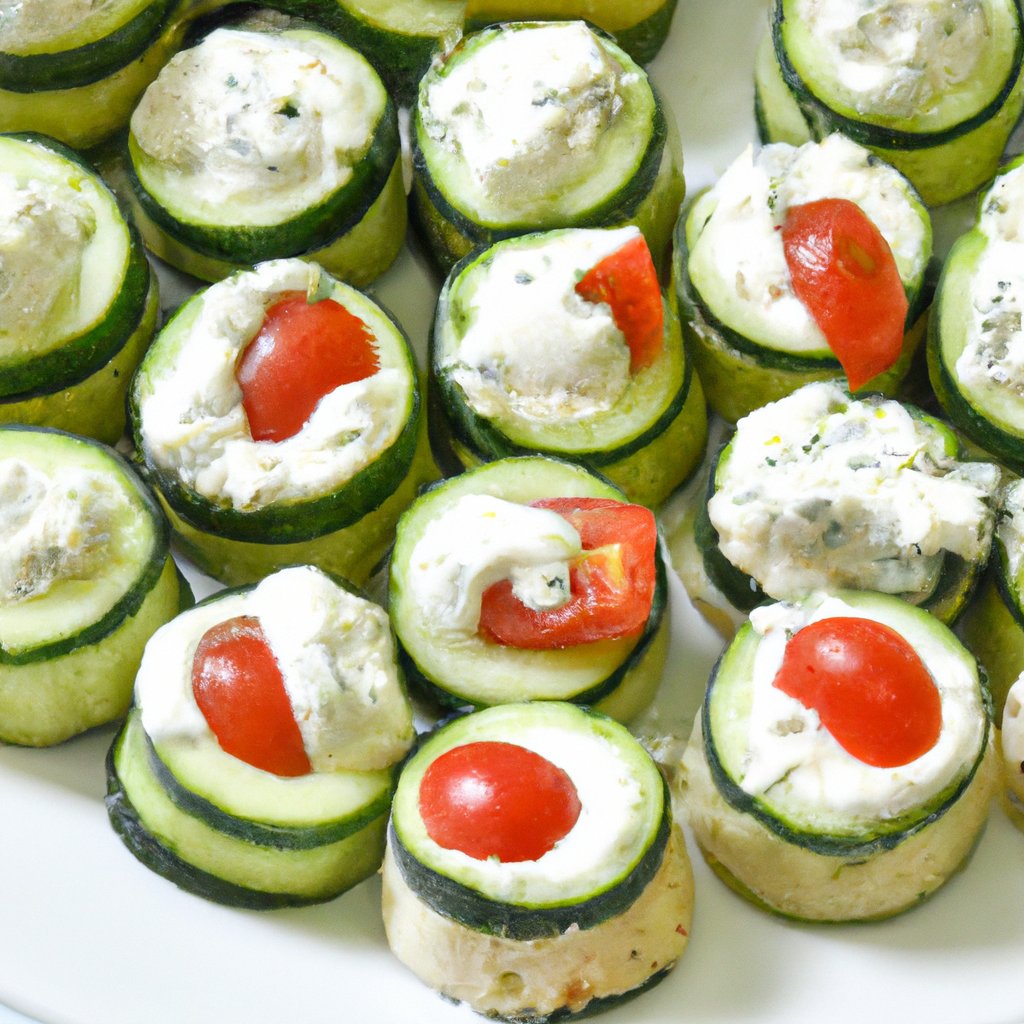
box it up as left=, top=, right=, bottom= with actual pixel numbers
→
left=2, top=4, right=1024, bottom=1023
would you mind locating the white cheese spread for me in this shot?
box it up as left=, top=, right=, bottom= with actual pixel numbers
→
left=708, top=380, right=998, bottom=600
left=406, top=494, right=582, bottom=636
left=740, top=594, right=985, bottom=820
left=445, top=227, right=639, bottom=423
left=688, top=134, right=927, bottom=353
left=995, top=476, right=1024, bottom=585
left=131, top=26, right=383, bottom=222
left=137, top=565, right=414, bottom=772
left=0, top=0, right=129, bottom=51
left=138, top=259, right=409, bottom=509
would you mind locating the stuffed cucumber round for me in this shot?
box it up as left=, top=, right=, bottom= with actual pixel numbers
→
left=681, top=590, right=996, bottom=921
left=388, top=456, right=669, bottom=724
left=998, top=671, right=1024, bottom=831
left=120, top=15, right=406, bottom=285
left=673, top=134, right=931, bottom=424
left=755, top=0, right=1024, bottom=207
left=431, top=226, right=707, bottom=507
left=411, top=20, right=685, bottom=274
left=129, top=258, right=437, bottom=587
left=0, top=425, right=187, bottom=747
left=382, top=701, right=693, bottom=1020
left=106, top=564, right=415, bottom=908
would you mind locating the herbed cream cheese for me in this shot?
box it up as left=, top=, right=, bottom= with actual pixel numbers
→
left=688, top=134, right=927, bottom=353
left=708, top=381, right=998, bottom=600
left=0, top=457, right=123, bottom=604
left=995, top=476, right=1024, bottom=584
left=138, top=259, right=409, bottom=509
left=0, top=0, right=130, bottom=51
left=131, top=26, right=383, bottom=221
left=445, top=227, right=638, bottom=423
left=421, top=22, right=632, bottom=217
left=740, top=594, right=985, bottom=820
left=137, top=565, right=414, bottom=772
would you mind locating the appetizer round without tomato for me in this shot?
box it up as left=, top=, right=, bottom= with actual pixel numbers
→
left=430, top=226, right=707, bottom=507
left=673, top=134, right=931, bottom=423
left=0, top=0, right=190, bottom=149
left=0, top=425, right=187, bottom=747
left=0, top=132, right=159, bottom=445
left=669, top=380, right=1000, bottom=637
left=388, top=456, right=669, bottom=724
left=681, top=590, right=996, bottom=921
left=754, top=0, right=1024, bottom=206
left=382, top=701, right=693, bottom=1021
left=129, top=258, right=436, bottom=587
left=411, top=20, right=685, bottom=274
left=106, top=564, right=415, bottom=908
left=119, top=16, right=406, bottom=285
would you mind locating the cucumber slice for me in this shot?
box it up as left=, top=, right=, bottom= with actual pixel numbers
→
left=388, top=456, right=669, bottom=723
left=683, top=590, right=996, bottom=921
left=431, top=228, right=707, bottom=508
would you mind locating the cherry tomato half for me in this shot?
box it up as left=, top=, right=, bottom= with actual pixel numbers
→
left=236, top=290, right=380, bottom=442
left=771, top=616, right=942, bottom=768
left=191, top=615, right=312, bottom=777
left=477, top=497, right=657, bottom=649
left=418, top=740, right=581, bottom=862
left=782, top=198, right=908, bottom=392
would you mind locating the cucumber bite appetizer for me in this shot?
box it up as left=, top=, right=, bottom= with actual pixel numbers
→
left=998, top=671, right=1024, bottom=831
left=929, top=155, right=1024, bottom=474
left=389, top=457, right=669, bottom=724
left=681, top=590, right=996, bottom=921
left=0, top=0, right=190, bottom=150
left=119, top=14, right=406, bottom=284
left=129, top=258, right=436, bottom=587
left=669, top=381, right=1000, bottom=637
left=411, top=20, right=686, bottom=273
left=0, top=426, right=186, bottom=747
left=106, top=564, right=415, bottom=908
left=0, top=132, right=158, bottom=445
left=673, top=133, right=931, bottom=423
left=431, top=226, right=707, bottom=507
left=754, top=0, right=1024, bottom=207
left=382, top=701, right=694, bottom=1020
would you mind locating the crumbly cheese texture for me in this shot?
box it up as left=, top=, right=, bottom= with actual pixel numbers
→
left=688, top=135, right=927, bottom=353
left=406, top=494, right=582, bottom=636
left=0, top=0, right=129, bottom=50
left=794, top=0, right=989, bottom=119
left=0, top=171, right=94, bottom=352
left=0, top=457, right=123, bottom=604
left=138, top=259, right=408, bottom=509
left=131, top=27, right=382, bottom=219
left=421, top=22, right=631, bottom=215
left=445, top=227, right=638, bottom=422
left=137, top=565, right=414, bottom=772
left=740, top=595, right=985, bottom=820
left=708, top=381, right=999, bottom=600
left=996, top=476, right=1024, bottom=587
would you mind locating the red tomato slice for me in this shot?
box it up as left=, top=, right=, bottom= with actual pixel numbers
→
left=781, top=198, right=908, bottom=392
left=418, top=741, right=581, bottom=862
left=477, top=497, right=657, bottom=649
left=236, top=290, right=380, bottom=442
left=771, top=616, right=942, bottom=769
left=574, top=234, right=664, bottom=373
left=191, top=615, right=311, bottom=777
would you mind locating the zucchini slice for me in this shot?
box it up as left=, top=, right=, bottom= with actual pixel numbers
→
left=671, top=381, right=999, bottom=633
left=0, top=426, right=186, bottom=746
left=682, top=590, right=996, bottom=921
left=129, top=258, right=437, bottom=587
left=0, top=133, right=158, bottom=445
left=673, top=134, right=932, bottom=424
left=0, top=0, right=191, bottom=150
left=388, top=456, right=669, bottom=724
left=383, top=701, right=693, bottom=1019
left=411, top=20, right=685, bottom=274
left=106, top=565, right=415, bottom=908
left=756, top=0, right=1024, bottom=206
left=431, top=227, right=707, bottom=507
left=120, top=16, right=406, bottom=285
